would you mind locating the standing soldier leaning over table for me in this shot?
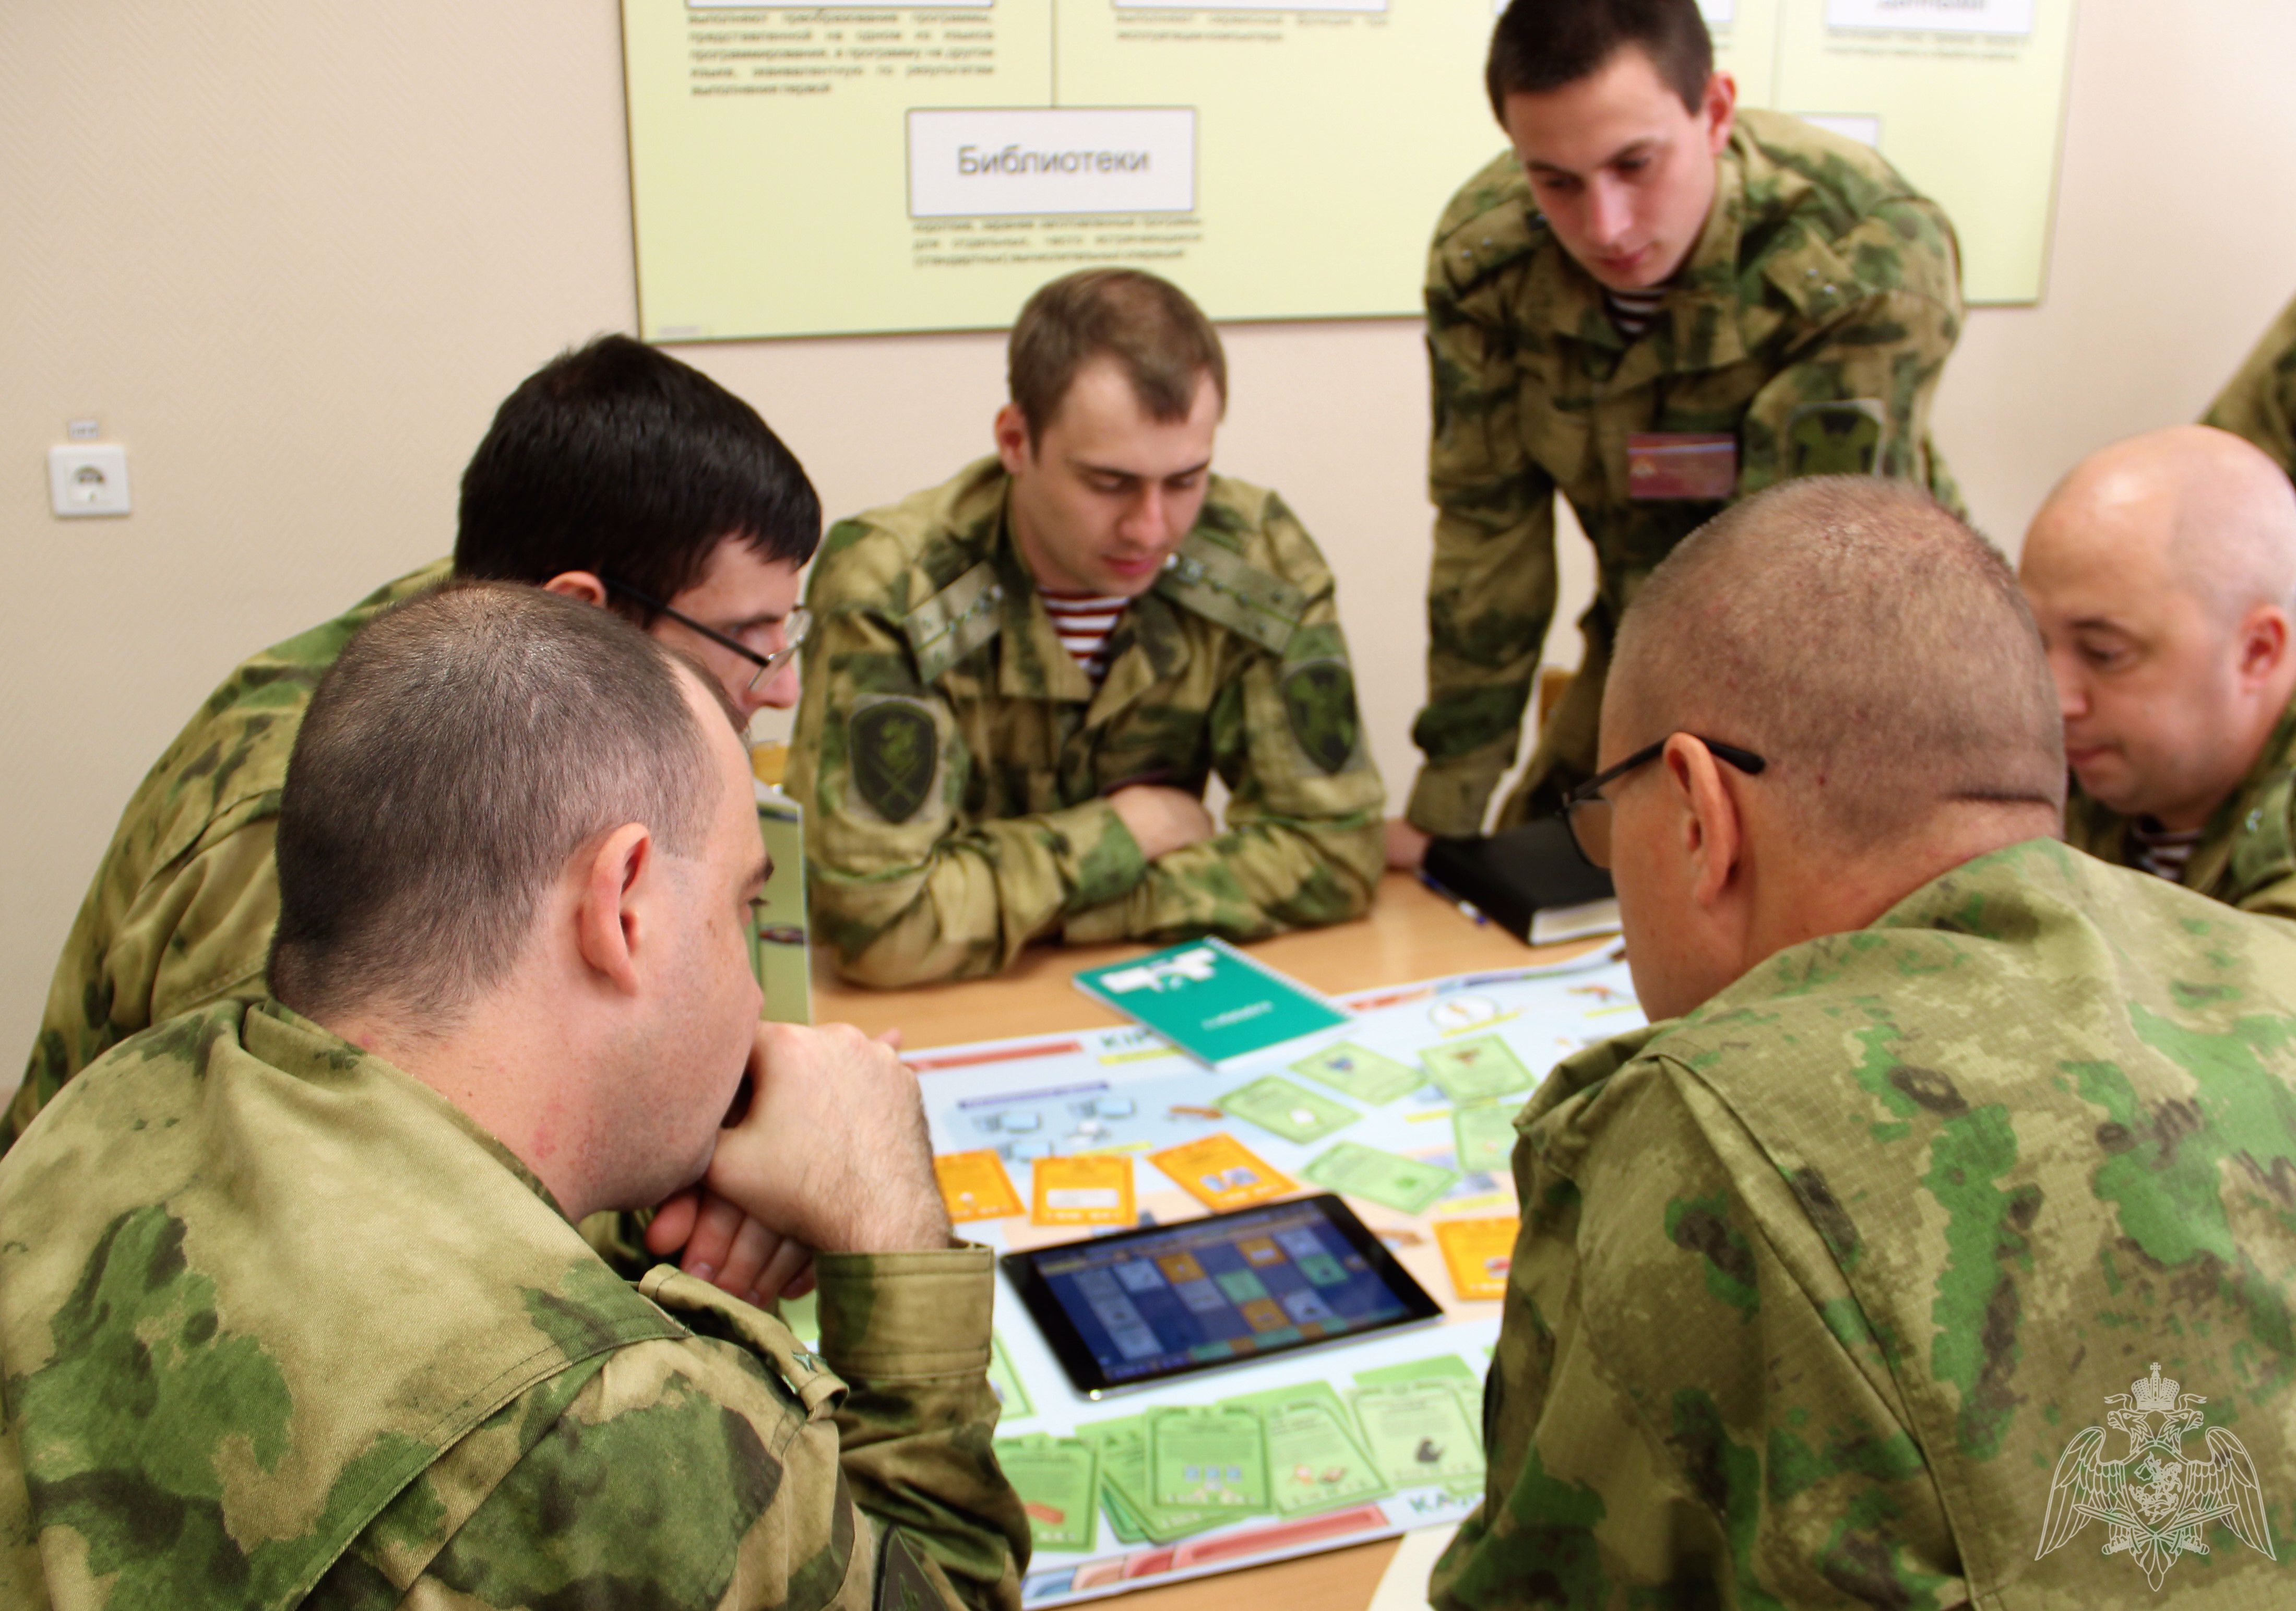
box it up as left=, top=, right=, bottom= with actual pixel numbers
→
left=789, top=269, right=1385, bottom=987
left=1388, top=0, right=1964, bottom=867
left=2206, top=288, right=2296, bottom=479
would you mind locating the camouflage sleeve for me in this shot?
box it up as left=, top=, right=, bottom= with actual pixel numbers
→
left=2204, top=289, right=2296, bottom=477
left=307, top=1253, right=1026, bottom=1611
left=1432, top=1055, right=1960, bottom=1609
left=789, top=585, right=1153, bottom=988
left=1737, top=195, right=1965, bottom=511
left=8, top=811, right=279, bottom=1154
left=1406, top=241, right=1560, bottom=839
left=1064, top=503, right=1385, bottom=945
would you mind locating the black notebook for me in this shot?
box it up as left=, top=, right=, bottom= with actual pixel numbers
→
left=1421, top=816, right=1620, bottom=946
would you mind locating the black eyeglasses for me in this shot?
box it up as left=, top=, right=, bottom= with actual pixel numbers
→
left=1556, top=734, right=1768, bottom=869
left=602, top=579, right=810, bottom=694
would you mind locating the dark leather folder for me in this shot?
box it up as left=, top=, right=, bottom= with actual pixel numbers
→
left=1421, top=817, right=1617, bottom=945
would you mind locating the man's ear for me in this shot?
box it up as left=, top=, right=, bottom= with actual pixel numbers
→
left=1662, top=734, right=1744, bottom=908
left=993, top=403, right=1034, bottom=478
left=2235, top=604, right=2291, bottom=685
left=574, top=823, right=655, bottom=995
left=1701, top=70, right=1738, bottom=155
left=542, top=571, right=611, bottom=609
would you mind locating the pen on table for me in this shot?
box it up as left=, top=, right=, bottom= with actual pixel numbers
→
left=1418, top=871, right=1488, bottom=926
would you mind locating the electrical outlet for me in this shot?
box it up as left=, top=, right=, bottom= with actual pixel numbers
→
left=49, top=444, right=131, bottom=517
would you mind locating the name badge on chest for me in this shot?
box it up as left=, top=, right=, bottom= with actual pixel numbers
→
left=1626, top=432, right=1738, bottom=502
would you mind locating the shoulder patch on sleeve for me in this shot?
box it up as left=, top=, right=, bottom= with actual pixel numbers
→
left=2231, top=767, right=2296, bottom=896
left=1788, top=400, right=1884, bottom=477
left=1157, top=535, right=1305, bottom=654
left=875, top=1525, right=953, bottom=1611
left=849, top=696, right=943, bottom=825
left=899, top=562, right=1004, bottom=683
left=1282, top=659, right=1361, bottom=774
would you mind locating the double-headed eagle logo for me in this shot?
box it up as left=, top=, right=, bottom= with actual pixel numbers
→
left=2036, top=1361, right=2275, bottom=1590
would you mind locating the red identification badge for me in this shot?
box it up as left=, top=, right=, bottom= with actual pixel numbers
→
left=1627, top=432, right=1738, bottom=501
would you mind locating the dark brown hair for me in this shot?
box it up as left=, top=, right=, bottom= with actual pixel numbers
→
left=1486, top=0, right=1714, bottom=122
left=270, top=583, right=723, bottom=1025
left=1008, top=269, right=1227, bottom=445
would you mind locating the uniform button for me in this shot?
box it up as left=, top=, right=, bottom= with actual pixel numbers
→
left=2249, top=809, right=2265, bottom=831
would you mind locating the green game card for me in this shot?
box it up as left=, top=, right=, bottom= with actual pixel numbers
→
left=1302, top=1141, right=1460, bottom=1214
left=1353, top=1354, right=1481, bottom=1392
left=1291, top=1041, right=1425, bottom=1105
left=986, top=1332, right=1032, bottom=1420
left=1452, top=1101, right=1518, bottom=1176
left=1419, top=1035, right=1536, bottom=1104
left=1077, top=1418, right=1229, bottom=1543
left=1245, top=1387, right=1391, bottom=1515
left=1149, top=1404, right=1270, bottom=1511
left=995, top=1434, right=1099, bottom=1553
left=1350, top=1382, right=1486, bottom=1490
left=1218, top=1074, right=1359, bottom=1144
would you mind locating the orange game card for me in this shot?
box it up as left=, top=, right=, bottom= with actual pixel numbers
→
left=933, top=1149, right=1025, bottom=1224
left=1435, top=1215, right=1520, bottom=1301
left=1147, top=1132, right=1296, bottom=1213
left=1030, top=1152, right=1136, bottom=1227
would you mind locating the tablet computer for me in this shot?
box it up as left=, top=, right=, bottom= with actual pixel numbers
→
left=1000, top=1193, right=1445, bottom=1399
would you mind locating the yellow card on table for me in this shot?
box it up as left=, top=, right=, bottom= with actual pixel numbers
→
left=1435, top=1216, right=1520, bottom=1302
left=1148, top=1133, right=1296, bottom=1213
left=934, top=1149, right=1024, bottom=1224
left=1031, top=1153, right=1136, bottom=1228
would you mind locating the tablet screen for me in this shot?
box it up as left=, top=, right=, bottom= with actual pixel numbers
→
left=1001, top=1194, right=1442, bottom=1396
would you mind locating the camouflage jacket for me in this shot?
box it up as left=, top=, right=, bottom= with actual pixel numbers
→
left=2064, top=692, right=2296, bottom=923
left=1432, top=839, right=2296, bottom=1608
left=2205, top=289, right=2296, bottom=477
left=7, top=561, right=450, bottom=1154
left=787, top=458, right=1385, bottom=987
left=1408, top=109, right=1964, bottom=834
left=0, top=1001, right=1029, bottom=1611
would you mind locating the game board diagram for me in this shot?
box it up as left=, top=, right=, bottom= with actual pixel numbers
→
left=897, top=946, right=1645, bottom=1603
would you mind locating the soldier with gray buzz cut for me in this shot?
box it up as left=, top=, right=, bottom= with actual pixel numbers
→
left=1388, top=0, right=1965, bottom=872
left=1433, top=479, right=2296, bottom=1607
left=0, top=585, right=1028, bottom=1611
left=790, top=268, right=1384, bottom=987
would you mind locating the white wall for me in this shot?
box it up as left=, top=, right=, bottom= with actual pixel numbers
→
left=5, top=1, right=2294, bottom=1091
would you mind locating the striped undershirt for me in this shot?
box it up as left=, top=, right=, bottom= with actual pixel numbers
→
left=2131, top=820, right=2205, bottom=884
left=1605, top=286, right=1667, bottom=339
left=1041, top=590, right=1130, bottom=681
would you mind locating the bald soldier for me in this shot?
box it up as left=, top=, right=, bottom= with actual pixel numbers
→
left=2206, top=289, right=2296, bottom=478
left=2021, top=426, right=2296, bottom=921
left=1433, top=479, right=2296, bottom=1607
left=1390, top=0, right=1962, bottom=867
left=790, top=269, right=1384, bottom=986
left=0, top=587, right=1028, bottom=1610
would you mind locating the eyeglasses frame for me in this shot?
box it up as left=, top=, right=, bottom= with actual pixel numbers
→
left=602, top=577, right=809, bottom=694
left=1556, top=733, right=1769, bottom=868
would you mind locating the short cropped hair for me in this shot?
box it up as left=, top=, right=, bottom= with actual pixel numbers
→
left=271, top=584, right=727, bottom=1025
left=455, top=335, right=822, bottom=623
left=1008, top=270, right=1227, bottom=445
left=1610, top=478, right=2064, bottom=846
left=1486, top=0, right=1713, bottom=121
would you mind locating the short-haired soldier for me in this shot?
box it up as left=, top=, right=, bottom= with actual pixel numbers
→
left=11, top=335, right=817, bottom=1150
left=2021, top=425, right=2296, bottom=920
left=789, top=269, right=1385, bottom=986
left=1434, top=479, right=2296, bottom=1606
left=0, top=586, right=1028, bottom=1610
left=1390, top=0, right=1964, bottom=868
left=2206, top=289, right=2296, bottom=479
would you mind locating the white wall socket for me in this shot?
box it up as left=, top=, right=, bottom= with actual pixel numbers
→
left=49, top=444, right=131, bottom=517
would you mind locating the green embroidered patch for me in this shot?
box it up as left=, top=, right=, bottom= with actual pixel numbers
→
left=850, top=700, right=938, bottom=824
left=1282, top=660, right=1358, bottom=774
left=1788, top=400, right=1884, bottom=477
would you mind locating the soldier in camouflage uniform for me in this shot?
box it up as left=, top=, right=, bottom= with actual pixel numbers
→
left=1434, top=479, right=2295, bottom=1607
left=790, top=271, right=1384, bottom=986
left=2206, top=289, right=2296, bottom=478
left=0, top=586, right=1027, bottom=1610
left=10, top=337, right=817, bottom=1266
left=2022, top=426, right=2296, bottom=922
left=1395, top=0, right=1962, bottom=860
